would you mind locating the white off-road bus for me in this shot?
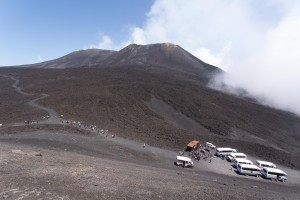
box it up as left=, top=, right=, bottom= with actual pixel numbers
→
left=261, top=168, right=287, bottom=182
left=174, top=156, right=194, bottom=168
left=233, top=158, right=253, bottom=167
left=255, top=160, right=277, bottom=169
left=237, top=164, right=261, bottom=177
left=216, top=147, right=237, bottom=157
left=226, top=152, right=247, bottom=162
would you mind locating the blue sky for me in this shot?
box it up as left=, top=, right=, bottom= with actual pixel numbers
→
left=0, top=0, right=152, bottom=66
left=1, top=0, right=300, bottom=115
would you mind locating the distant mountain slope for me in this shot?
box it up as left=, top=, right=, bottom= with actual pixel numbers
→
left=101, top=43, right=221, bottom=75
left=30, top=49, right=115, bottom=69
left=25, top=43, right=221, bottom=81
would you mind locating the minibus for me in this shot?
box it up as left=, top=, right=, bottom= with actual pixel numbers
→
left=226, top=152, right=247, bottom=162
left=174, top=156, right=194, bottom=168
left=261, top=168, right=287, bottom=182
left=216, top=148, right=237, bottom=157
left=237, top=164, right=261, bottom=177
left=233, top=158, right=253, bottom=167
left=255, top=160, right=276, bottom=169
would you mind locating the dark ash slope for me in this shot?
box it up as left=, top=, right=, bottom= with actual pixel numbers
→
left=0, top=43, right=299, bottom=168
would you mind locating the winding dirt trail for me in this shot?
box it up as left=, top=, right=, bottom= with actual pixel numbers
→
left=1, top=75, right=180, bottom=166
left=2, top=75, right=60, bottom=124
left=1, top=75, right=171, bottom=154
left=10, top=76, right=32, bottom=96
left=27, top=93, right=60, bottom=123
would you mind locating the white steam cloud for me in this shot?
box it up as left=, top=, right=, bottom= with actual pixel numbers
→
left=221, top=3, right=300, bottom=114
left=91, top=0, right=300, bottom=115
left=37, top=55, right=43, bottom=63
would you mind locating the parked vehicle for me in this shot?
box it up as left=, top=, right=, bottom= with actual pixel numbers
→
left=216, top=147, right=237, bottom=157
left=255, top=160, right=277, bottom=169
left=174, top=156, right=193, bottom=168
left=261, top=168, right=287, bottom=182
left=233, top=158, right=253, bottom=167
left=226, top=152, right=247, bottom=162
left=186, top=140, right=200, bottom=152
left=237, top=164, right=261, bottom=177
left=205, top=142, right=216, bottom=149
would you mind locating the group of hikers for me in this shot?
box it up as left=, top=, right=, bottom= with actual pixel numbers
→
left=61, top=119, right=111, bottom=137
left=188, top=148, right=213, bottom=163
left=24, top=120, right=38, bottom=124
left=62, top=120, right=97, bottom=130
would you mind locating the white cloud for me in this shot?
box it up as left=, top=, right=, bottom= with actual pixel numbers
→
left=89, top=34, right=116, bottom=50
left=88, top=33, right=132, bottom=51
left=37, top=55, right=43, bottom=62
left=90, top=0, right=300, bottom=115
left=193, top=42, right=232, bottom=70
left=131, top=27, right=147, bottom=44
left=126, top=0, right=267, bottom=68
left=222, top=3, right=300, bottom=114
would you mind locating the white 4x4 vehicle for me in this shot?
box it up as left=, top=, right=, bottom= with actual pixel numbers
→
left=205, top=142, right=216, bottom=149
left=174, top=156, right=193, bottom=168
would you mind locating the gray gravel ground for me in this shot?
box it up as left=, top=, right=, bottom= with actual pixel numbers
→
left=0, top=130, right=299, bottom=200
